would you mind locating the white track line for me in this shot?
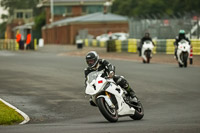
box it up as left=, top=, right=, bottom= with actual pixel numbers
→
left=0, top=98, right=30, bottom=125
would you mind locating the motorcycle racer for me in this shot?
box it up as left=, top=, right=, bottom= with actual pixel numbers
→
left=84, top=51, right=138, bottom=106
left=138, top=32, right=155, bottom=56
left=174, top=30, right=190, bottom=59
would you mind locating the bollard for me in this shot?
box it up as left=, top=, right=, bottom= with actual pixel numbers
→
left=34, top=39, right=37, bottom=50
left=15, top=41, right=19, bottom=51
left=76, top=39, right=83, bottom=49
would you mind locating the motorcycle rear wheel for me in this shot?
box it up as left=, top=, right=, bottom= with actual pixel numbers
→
left=96, top=97, right=118, bottom=122
left=129, top=101, right=144, bottom=120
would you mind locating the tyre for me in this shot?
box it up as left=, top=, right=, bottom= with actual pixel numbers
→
left=179, top=62, right=183, bottom=68
left=147, top=57, right=150, bottom=63
left=143, top=51, right=147, bottom=63
left=96, top=97, right=118, bottom=122
left=129, top=101, right=144, bottom=120
left=184, top=60, right=187, bottom=67
left=183, top=52, right=188, bottom=68
left=178, top=53, right=183, bottom=67
left=146, top=51, right=151, bottom=63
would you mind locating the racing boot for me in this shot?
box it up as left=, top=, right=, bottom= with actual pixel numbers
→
left=125, top=86, right=138, bottom=104
left=113, top=75, right=138, bottom=104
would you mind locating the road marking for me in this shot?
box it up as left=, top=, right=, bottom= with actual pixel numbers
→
left=0, top=98, right=30, bottom=125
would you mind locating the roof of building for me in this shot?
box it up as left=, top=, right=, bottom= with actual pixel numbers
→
left=39, top=0, right=106, bottom=6
left=43, top=12, right=128, bottom=29
left=13, top=22, right=34, bottom=31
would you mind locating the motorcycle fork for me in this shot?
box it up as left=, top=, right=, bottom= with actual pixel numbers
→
left=105, top=91, right=111, bottom=98
left=105, top=91, right=119, bottom=110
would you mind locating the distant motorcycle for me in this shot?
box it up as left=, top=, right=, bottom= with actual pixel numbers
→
left=177, top=40, right=190, bottom=67
left=141, top=40, right=154, bottom=63
left=85, top=71, right=144, bottom=122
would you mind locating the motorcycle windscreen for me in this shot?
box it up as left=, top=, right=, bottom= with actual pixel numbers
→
left=85, top=71, right=104, bottom=95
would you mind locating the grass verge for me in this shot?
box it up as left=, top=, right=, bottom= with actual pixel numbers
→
left=0, top=101, right=24, bottom=125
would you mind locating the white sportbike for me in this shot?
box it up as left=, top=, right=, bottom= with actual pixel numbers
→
left=85, top=71, right=144, bottom=122
left=177, top=40, right=190, bottom=67
left=141, top=40, right=154, bottom=63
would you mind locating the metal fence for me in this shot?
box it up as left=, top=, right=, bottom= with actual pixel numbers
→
left=129, top=18, right=200, bottom=39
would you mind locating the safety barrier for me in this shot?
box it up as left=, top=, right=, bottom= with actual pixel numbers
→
left=191, top=39, right=200, bottom=55
left=84, top=39, right=106, bottom=48
left=83, top=39, right=200, bottom=55
left=0, top=39, right=19, bottom=51
left=0, top=39, right=38, bottom=51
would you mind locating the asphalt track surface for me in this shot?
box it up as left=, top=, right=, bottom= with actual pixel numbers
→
left=0, top=47, right=200, bottom=133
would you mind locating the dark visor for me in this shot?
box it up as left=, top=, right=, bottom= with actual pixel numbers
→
left=87, top=59, right=95, bottom=65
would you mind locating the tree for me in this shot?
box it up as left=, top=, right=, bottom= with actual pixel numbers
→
left=0, top=22, right=7, bottom=39
left=35, top=11, right=46, bottom=30
left=111, top=0, right=138, bottom=16
left=111, top=0, right=200, bottom=18
left=0, top=0, right=39, bottom=16
left=0, top=0, right=45, bottom=38
left=34, top=11, right=46, bottom=38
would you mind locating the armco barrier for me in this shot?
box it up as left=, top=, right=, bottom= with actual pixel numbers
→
left=191, top=39, right=200, bottom=55
left=0, top=40, right=3, bottom=50
left=128, top=39, right=137, bottom=53
left=166, top=39, right=175, bottom=54
left=156, top=39, right=166, bottom=53
left=107, top=40, right=115, bottom=52
left=0, top=39, right=37, bottom=51
left=84, top=39, right=200, bottom=55
left=84, top=39, right=106, bottom=48
left=152, top=40, right=157, bottom=54
left=0, top=39, right=18, bottom=51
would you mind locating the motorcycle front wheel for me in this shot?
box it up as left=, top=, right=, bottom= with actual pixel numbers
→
left=96, top=97, right=118, bottom=122
left=146, top=51, right=151, bottom=63
left=179, top=62, right=183, bottom=67
left=183, top=52, right=188, bottom=67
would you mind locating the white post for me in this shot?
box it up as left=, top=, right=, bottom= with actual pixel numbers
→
left=104, top=1, right=112, bottom=14
left=50, top=0, right=54, bottom=23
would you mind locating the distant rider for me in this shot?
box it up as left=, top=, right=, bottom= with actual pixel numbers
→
left=174, top=30, right=190, bottom=59
left=84, top=51, right=138, bottom=106
left=138, top=32, right=155, bottom=56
